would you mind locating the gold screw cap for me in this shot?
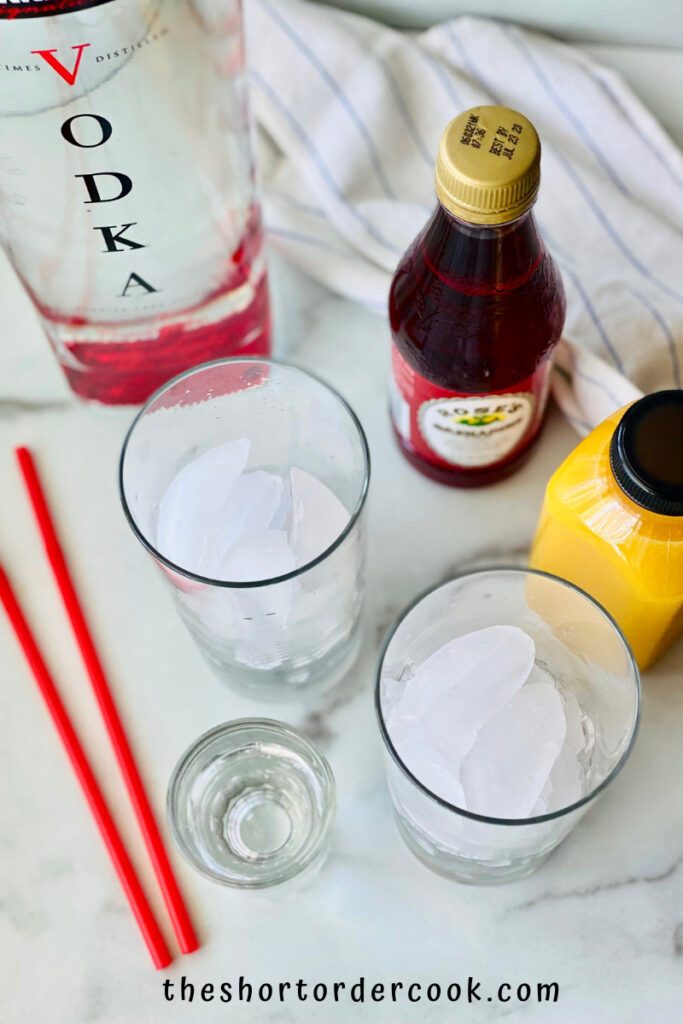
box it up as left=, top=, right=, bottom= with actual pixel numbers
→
left=435, top=106, right=541, bottom=224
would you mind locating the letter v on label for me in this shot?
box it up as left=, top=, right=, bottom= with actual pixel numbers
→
left=31, top=44, right=91, bottom=86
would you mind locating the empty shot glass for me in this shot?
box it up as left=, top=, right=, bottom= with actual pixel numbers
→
left=167, top=719, right=336, bottom=888
left=120, top=358, right=370, bottom=700
left=376, top=569, right=640, bottom=884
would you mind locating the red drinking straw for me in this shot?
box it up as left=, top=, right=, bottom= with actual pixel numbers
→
left=0, top=564, right=172, bottom=969
left=15, top=446, right=199, bottom=956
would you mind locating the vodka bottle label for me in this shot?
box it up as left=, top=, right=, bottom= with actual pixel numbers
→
left=0, top=0, right=255, bottom=327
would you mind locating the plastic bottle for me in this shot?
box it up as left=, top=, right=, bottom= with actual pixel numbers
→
left=530, top=391, right=683, bottom=670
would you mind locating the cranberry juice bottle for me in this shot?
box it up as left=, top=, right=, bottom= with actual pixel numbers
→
left=389, top=106, right=565, bottom=486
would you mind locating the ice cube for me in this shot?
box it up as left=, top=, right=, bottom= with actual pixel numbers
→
left=269, top=477, right=293, bottom=531
left=542, top=687, right=586, bottom=811
left=461, top=680, right=567, bottom=819
left=560, top=687, right=587, bottom=753
left=531, top=792, right=549, bottom=816
left=220, top=529, right=296, bottom=584
left=381, top=672, right=413, bottom=717
left=201, top=470, right=284, bottom=576
left=223, top=530, right=298, bottom=662
left=155, top=438, right=250, bottom=573
left=388, top=625, right=536, bottom=762
left=289, top=467, right=349, bottom=567
left=528, top=675, right=587, bottom=812
left=390, top=729, right=467, bottom=808
left=546, top=743, right=583, bottom=811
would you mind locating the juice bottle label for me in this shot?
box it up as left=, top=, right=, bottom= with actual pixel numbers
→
left=391, top=345, right=547, bottom=468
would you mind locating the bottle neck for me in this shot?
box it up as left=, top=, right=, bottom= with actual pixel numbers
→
left=422, top=203, right=544, bottom=294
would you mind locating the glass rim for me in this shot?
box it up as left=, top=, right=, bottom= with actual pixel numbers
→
left=118, top=356, right=371, bottom=589
left=374, top=566, right=641, bottom=828
left=166, top=717, right=337, bottom=889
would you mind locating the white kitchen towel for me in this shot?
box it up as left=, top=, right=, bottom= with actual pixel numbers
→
left=245, top=0, right=683, bottom=433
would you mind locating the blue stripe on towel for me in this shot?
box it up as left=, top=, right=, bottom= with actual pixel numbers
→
left=563, top=266, right=625, bottom=373
left=379, top=61, right=435, bottom=168
left=502, top=24, right=631, bottom=198
left=256, top=0, right=398, bottom=199
left=250, top=69, right=397, bottom=253
left=444, top=22, right=499, bottom=100
left=628, top=288, right=682, bottom=388
left=417, top=46, right=467, bottom=116
left=572, top=364, right=625, bottom=410
left=565, top=410, right=593, bottom=433
left=537, top=222, right=577, bottom=266
left=328, top=10, right=435, bottom=169
left=553, top=151, right=683, bottom=307
left=264, top=189, right=326, bottom=219
left=267, top=226, right=359, bottom=258
left=591, top=72, right=683, bottom=192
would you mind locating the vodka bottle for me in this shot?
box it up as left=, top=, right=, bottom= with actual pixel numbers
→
left=0, top=0, right=270, bottom=403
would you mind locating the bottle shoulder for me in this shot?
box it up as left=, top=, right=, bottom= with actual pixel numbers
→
left=544, top=413, right=683, bottom=592
left=389, top=227, right=566, bottom=391
left=389, top=222, right=564, bottom=300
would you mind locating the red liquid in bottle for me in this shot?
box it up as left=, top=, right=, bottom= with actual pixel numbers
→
left=389, top=107, right=566, bottom=487
left=55, top=274, right=270, bottom=406
left=37, top=217, right=271, bottom=406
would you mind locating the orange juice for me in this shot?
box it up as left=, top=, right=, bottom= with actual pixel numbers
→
left=530, top=391, right=683, bottom=670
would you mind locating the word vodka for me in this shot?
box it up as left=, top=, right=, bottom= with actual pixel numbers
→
left=0, top=0, right=270, bottom=403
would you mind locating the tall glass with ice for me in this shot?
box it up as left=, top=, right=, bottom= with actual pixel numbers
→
left=376, top=569, right=640, bottom=884
left=120, top=358, right=369, bottom=699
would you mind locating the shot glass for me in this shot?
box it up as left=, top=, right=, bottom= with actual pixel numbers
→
left=167, top=719, right=336, bottom=888
left=120, top=358, right=369, bottom=700
left=376, top=569, right=640, bottom=884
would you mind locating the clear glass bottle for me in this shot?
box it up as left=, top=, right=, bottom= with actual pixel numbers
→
left=0, top=0, right=270, bottom=404
left=530, top=391, right=683, bottom=670
left=389, top=106, right=565, bottom=486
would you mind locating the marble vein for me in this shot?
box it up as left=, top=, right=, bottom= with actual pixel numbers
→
left=507, top=851, right=683, bottom=914
left=0, top=397, right=70, bottom=418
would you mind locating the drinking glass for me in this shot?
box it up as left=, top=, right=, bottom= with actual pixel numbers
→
left=167, top=719, right=336, bottom=888
left=120, top=357, right=369, bottom=700
left=376, top=569, right=640, bottom=884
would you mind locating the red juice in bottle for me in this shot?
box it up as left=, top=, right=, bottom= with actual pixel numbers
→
left=389, top=106, right=565, bottom=487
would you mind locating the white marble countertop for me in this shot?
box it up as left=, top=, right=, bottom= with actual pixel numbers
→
left=2, top=56, right=683, bottom=1017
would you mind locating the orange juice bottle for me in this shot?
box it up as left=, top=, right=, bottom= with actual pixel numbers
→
left=530, top=391, right=683, bottom=670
